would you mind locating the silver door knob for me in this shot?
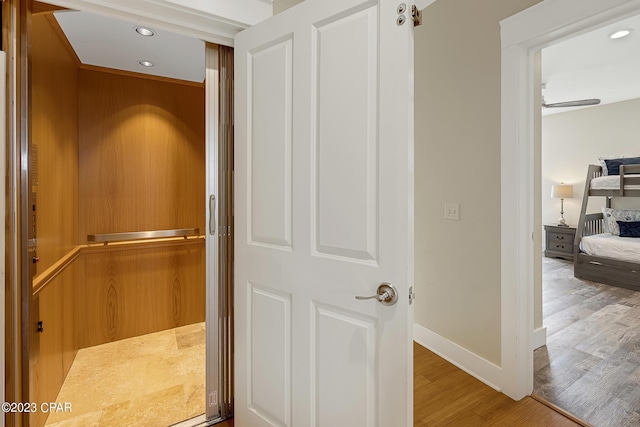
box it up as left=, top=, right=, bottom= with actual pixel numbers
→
left=355, top=283, right=398, bottom=306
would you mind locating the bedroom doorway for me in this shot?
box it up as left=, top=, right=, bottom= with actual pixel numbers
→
left=500, top=0, right=640, bottom=410
left=532, top=19, right=640, bottom=425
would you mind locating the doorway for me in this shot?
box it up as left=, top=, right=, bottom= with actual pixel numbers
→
left=6, top=3, right=233, bottom=426
left=500, top=0, right=640, bottom=412
left=532, top=18, right=640, bottom=424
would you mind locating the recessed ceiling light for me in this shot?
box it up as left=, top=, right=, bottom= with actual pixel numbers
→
left=138, top=60, right=155, bottom=67
left=135, top=26, right=155, bottom=37
left=609, top=29, right=632, bottom=39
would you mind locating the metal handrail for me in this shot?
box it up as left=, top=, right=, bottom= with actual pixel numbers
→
left=87, top=228, right=200, bottom=243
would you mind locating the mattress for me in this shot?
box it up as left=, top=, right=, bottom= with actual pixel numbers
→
left=580, top=233, right=640, bottom=263
left=590, top=174, right=640, bottom=190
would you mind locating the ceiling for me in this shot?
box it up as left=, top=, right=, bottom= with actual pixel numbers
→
left=542, top=12, right=640, bottom=115
left=54, top=11, right=206, bottom=83
left=49, top=0, right=275, bottom=83
left=54, top=5, right=640, bottom=97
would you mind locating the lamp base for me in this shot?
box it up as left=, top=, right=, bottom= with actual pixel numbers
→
left=557, top=217, right=568, bottom=227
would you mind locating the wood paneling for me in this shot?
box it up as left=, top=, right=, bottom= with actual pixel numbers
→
left=44, top=13, right=81, bottom=67
left=32, top=246, right=81, bottom=296
left=76, top=244, right=205, bottom=348
left=31, top=263, right=78, bottom=427
left=76, top=68, right=206, bottom=348
left=31, top=1, right=66, bottom=15
left=33, top=237, right=206, bottom=298
left=31, top=13, right=79, bottom=275
left=78, top=68, right=205, bottom=240
left=30, top=14, right=80, bottom=427
left=80, top=63, right=205, bottom=88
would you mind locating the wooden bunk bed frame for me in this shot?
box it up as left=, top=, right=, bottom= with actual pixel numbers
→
left=574, top=163, right=640, bottom=292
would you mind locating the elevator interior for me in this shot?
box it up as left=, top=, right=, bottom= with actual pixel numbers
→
left=24, top=6, right=232, bottom=426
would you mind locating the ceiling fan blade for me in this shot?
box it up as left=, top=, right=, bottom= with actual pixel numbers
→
left=542, top=99, right=601, bottom=108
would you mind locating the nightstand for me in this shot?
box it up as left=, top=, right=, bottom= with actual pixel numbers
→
left=544, top=225, right=577, bottom=261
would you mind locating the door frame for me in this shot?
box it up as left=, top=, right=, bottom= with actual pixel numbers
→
left=205, top=43, right=221, bottom=423
left=3, top=0, right=239, bottom=425
left=0, top=50, right=7, bottom=427
left=500, top=0, right=640, bottom=400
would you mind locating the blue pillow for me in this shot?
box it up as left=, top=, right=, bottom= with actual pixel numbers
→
left=604, top=157, right=640, bottom=175
left=617, top=221, right=640, bottom=238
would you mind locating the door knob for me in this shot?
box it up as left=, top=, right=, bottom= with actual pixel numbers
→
left=355, top=283, right=398, bottom=306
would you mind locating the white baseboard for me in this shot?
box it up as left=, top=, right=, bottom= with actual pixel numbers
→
left=532, top=327, right=547, bottom=350
left=413, top=323, right=503, bottom=392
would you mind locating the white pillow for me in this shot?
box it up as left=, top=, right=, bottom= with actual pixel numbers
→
left=602, top=207, right=640, bottom=235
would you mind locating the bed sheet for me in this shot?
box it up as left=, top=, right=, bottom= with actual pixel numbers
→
left=580, top=233, right=640, bottom=263
left=590, top=174, right=640, bottom=190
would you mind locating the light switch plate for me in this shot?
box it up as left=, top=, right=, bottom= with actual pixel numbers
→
left=444, top=203, right=460, bottom=221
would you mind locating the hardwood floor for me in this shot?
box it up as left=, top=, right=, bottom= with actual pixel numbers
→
left=220, top=343, right=576, bottom=427
left=415, top=342, right=580, bottom=426
left=534, top=257, right=640, bottom=427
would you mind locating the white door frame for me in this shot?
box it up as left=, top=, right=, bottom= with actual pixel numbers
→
left=500, top=0, right=640, bottom=400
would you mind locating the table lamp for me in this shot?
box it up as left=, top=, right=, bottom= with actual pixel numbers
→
left=551, top=183, right=573, bottom=226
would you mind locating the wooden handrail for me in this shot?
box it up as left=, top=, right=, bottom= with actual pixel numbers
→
left=33, top=246, right=84, bottom=296
left=32, top=235, right=205, bottom=296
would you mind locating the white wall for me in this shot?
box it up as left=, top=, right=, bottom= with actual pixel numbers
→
left=273, top=0, right=302, bottom=14
left=542, top=98, right=640, bottom=229
left=414, top=0, right=541, bottom=366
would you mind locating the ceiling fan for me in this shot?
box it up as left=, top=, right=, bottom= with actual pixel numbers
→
left=541, top=84, right=601, bottom=108
left=542, top=97, right=601, bottom=108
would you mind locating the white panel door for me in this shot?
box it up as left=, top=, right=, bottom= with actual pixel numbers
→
left=234, top=0, right=415, bottom=426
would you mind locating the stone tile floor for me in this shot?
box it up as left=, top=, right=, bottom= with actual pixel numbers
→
left=45, top=322, right=205, bottom=427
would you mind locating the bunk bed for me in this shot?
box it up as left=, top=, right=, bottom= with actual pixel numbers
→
left=574, top=163, right=640, bottom=292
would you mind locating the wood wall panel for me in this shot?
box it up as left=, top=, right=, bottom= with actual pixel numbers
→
left=31, top=14, right=79, bottom=274
left=30, top=15, right=79, bottom=427
left=76, top=68, right=206, bottom=348
left=76, top=244, right=206, bottom=348
left=31, top=263, right=78, bottom=427
left=78, top=69, right=205, bottom=240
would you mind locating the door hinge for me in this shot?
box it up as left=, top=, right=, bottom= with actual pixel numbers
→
left=411, top=5, right=422, bottom=27
left=409, top=286, right=415, bottom=305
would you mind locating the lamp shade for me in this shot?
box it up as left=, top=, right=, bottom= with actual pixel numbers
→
left=551, top=184, right=573, bottom=199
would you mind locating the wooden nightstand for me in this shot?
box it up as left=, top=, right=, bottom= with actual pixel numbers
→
left=544, top=225, right=576, bottom=261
